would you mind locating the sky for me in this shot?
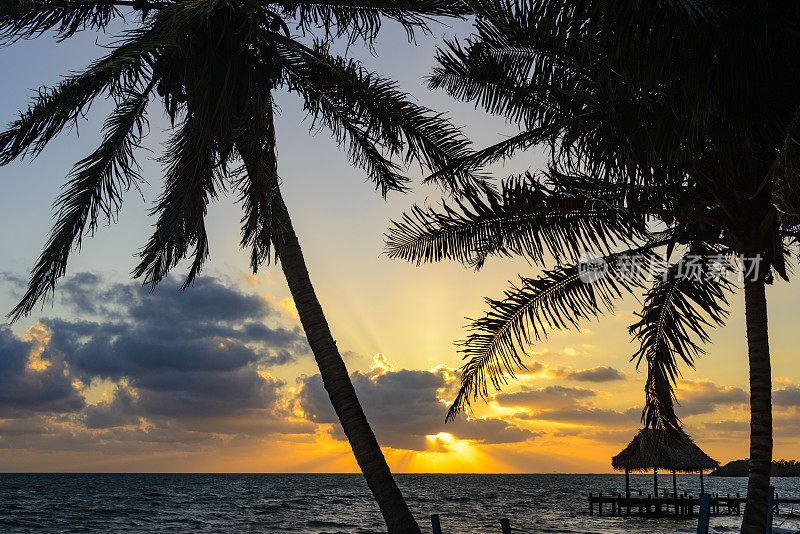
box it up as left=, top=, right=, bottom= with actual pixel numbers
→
left=0, top=12, right=799, bottom=474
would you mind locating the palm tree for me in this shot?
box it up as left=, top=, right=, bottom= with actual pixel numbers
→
left=0, top=1, right=474, bottom=532
left=387, top=172, right=783, bottom=425
left=386, top=1, right=800, bottom=530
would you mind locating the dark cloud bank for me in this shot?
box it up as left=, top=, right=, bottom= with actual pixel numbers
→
left=2, top=272, right=777, bottom=458
left=298, top=366, right=534, bottom=451
left=0, top=274, right=315, bottom=452
left=1, top=273, right=536, bottom=455
left=0, top=326, right=84, bottom=415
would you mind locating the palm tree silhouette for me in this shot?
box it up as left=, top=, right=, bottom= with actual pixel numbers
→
left=387, top=1, right=800, bottom=530
left=0, top=1, right=474, bottom=532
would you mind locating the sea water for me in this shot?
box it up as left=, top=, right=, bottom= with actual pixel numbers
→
left=0, top=473, right=798, bottom=533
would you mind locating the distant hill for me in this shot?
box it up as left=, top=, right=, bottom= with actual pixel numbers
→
left=710, top=459, right=800, bottom=477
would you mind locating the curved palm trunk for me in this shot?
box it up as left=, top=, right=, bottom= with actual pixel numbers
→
left=741, top=256, right=773, bottom=534
left=237, top=139, right=421, bottom=534
left=274, top=191, right=421, bottom=534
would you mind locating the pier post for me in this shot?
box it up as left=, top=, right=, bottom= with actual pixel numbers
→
left=653, top=469, right=661, bottom=514
left=766, top=486, right=775, bottom=534
left=589, top=493, right=593, bottom=515
left=431, top=514, right=442, bottom=534
left=672, top=470, right=677, bottom=498
left=699, top=469, right=704, bottom=494
left=653, top=468, right=658, bottom=495
left=500, top=518, right=511, bottom=534
left=673, top=470, right=678, bottom=516
left=697, top=493, right=710, bottom=534
left=625, top=468, right=630, bottom=498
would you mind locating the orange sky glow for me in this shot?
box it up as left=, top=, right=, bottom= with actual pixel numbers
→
left=1, top=23, right=799, bottom=475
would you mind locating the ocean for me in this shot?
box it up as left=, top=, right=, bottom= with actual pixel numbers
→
left=0, top=474, right=798, bottom=533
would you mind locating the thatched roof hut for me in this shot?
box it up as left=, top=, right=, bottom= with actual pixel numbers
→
left=613, top=428, right=719, bottom=473
left=612, top=428, right=719, bottom=496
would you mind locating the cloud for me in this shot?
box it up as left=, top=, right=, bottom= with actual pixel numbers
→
left=0, top=272, right=25, bottom=287
left=676, top=380, right=748, bottom=416
left=82, top=390, right=139, bottom=429
left=518, top=361, right=628, bottom=383
left=698, top=395, right=800, bottom=442
left=515, top=406, right=640, bottom=427
left=78, top=368, right=303, bottom=438
left=703, top=419, right=748, bottom=434
left=0, top=273, right=317, bottom=455
left=494, top=385, right=598, bottom=411
left=496, top=385, right=640, bottom=430
left=59, top=273, right=272, bottom=323
left=43, top=274, right=309, bottom=384
left=0, top=325, right=84, bottom=415
left=578, top=428, right=640, bottom=443
left=774, top=385, right=800, bottom=409
left=564, top=366, right=628, bottom=382
left=3, top=274, right=533, bottom=459
left=493, top=378, right=752, bottom=439
left=297, top=356, right=535, bottom=451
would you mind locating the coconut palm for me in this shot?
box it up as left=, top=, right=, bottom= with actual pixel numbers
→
left=387, top=172, right=738, bottom=426
left=0, top=1, right=475, bottom=532
left=386, top=1, right=800, bottom=530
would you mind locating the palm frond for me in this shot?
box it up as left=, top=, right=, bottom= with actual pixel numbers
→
left=462, top=0, right=720, bottom=89
left=234, top=91, right=285, bottom=271
left=630, top=252, right=733, bottom=433
left=0, top=27, right=162, bottom=163
left=0, top=0, right=126, bottom=45
left=428, top=39, right=546, bottom=127
left=275, top=36, right=472, bottom=193
left=423, top=0, right=727, bottom=190
left=423, top=125, right=571, bottom=186
left=386, top=172, right=645, bottom=269
left=132, top=112, right=220, bottom=290
left=546, top=169, right=674, bottom=211
left=8, top=86, right=152, bottom=321
left=447, top=244, right=659, bottom=421
left=772, top=103, right=800, bottom=228
left=276, top=0, right=472, bottom=44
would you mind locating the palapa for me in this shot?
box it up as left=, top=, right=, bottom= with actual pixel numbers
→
left=612, top=428, right=718, bottom=497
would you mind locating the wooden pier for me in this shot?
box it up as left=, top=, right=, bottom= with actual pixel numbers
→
left=588, top=490, right=800, bottom=517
